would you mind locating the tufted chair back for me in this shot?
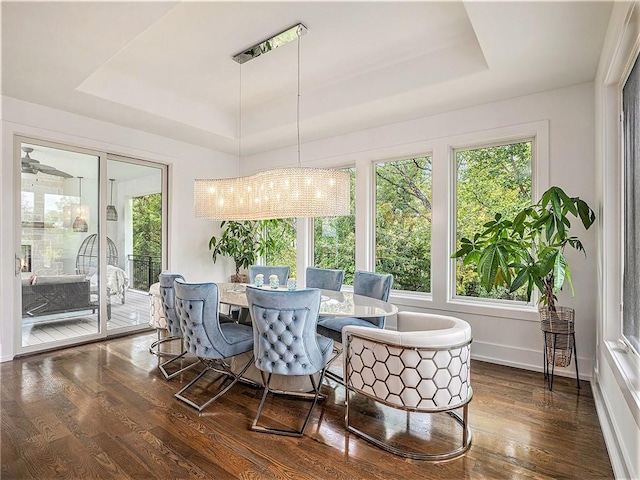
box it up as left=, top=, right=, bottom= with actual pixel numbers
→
left=248, top=265, right=290, bottom=285
left=353, top=271, right=393, bottom=328
left=305, top=267, right=344, bottom=291
left=246, top=287, right=328, bottom=376
left=173, top=280, right=242, bottom=360
left=159, top=273, right=185, bottom=337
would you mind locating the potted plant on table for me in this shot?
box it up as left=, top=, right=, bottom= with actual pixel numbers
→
left=208, top=220, right=285, bottom=283
left=452, top=186, right=596, bottom=368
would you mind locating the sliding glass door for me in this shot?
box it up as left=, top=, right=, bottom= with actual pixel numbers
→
left=17, top=138, right=167, bottom=353
left=106, top=156, right=166, bottom=333
left=20, top=141, right=101, bottom=348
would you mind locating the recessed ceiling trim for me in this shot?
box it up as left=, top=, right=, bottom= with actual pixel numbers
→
left=232, top=23, right=308, bottom=64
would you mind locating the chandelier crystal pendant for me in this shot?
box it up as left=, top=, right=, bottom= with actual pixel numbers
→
left=194, top=23, right=350, bottom=221
left=106, top=178, right=118, bottom=222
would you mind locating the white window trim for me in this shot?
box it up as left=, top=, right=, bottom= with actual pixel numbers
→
left=372, top=153, right=434, bottom=298
left=594, top=4, right=640, bottom=477
left=444, top=122, right=549, bottom=318
left=355, top=121, right=549, bottom=320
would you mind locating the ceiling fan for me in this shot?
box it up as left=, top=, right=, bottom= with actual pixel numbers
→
left=21, top=147, right=73, bottom=178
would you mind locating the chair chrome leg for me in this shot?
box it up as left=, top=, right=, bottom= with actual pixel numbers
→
left=175, top=355, right=254, bottom=412
left=149, top=333, right=179, bottom=357
left=324, top=346, right=344, bottom=385
left=158, top=338, right=200, bottom=380
left=159, top=351, right=200, bottom=380
left=251, top=369, right=326, bottom=437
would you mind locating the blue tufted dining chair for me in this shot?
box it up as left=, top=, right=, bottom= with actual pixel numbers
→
left=248, top=265, right=290, bottom=286
left=246, top=287, right=333, bottom=436
left=305, top=266, right=344, bottom=292
left=317, top=271, right=393, bottom=384
left=235, top=265, right=291, bottom=325
left=317, top=270, right=393, bottom=343
left=173, top=280, right=255, bottom=412
left=157, top=273, right=200, bottom=380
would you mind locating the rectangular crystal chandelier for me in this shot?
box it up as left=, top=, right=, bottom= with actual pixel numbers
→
left=194, top=24, right=351, bottom=221
left=195, top=167, right=350, bottom=220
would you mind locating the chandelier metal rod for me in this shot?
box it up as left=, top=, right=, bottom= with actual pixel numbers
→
left=232, top=24, right=308, bottom=65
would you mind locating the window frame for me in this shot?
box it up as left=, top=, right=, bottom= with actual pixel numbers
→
left=372, top=153, right=434, bottom=297
left=620, top=49, right=640, bottom=359
left=442, top=122, right=549, bottom=319
left=311, top=165, right=356, bottom=285
left=451, top=136, right=536, bottom=306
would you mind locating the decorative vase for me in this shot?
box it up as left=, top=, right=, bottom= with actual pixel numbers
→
left=269, top=275, right=279, bottom=289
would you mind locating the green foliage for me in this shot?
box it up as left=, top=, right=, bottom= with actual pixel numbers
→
left=209, top=219, right=286, bottom=275
left=375, top=158, right=432, bottom=292
left=265, top=219, right=297, bottom=277
left=452, top=186, right=596, bottom=310
left=456, top=142, right=532, bottom=300
left=132, top=193, right=162, bottom=256
left=314, top=169, right=356, bottom=284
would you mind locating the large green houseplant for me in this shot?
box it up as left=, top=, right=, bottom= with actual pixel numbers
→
left=452, top=186, right=596, bottom=310
left=209, top=220, right=284, bottom=282
left=452, top=186, right=596, bottom=372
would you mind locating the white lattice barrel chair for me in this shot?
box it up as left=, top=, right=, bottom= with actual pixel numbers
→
left=148, top=282, right=168, bottom=355
left=343, top=311, right=473, bottom=460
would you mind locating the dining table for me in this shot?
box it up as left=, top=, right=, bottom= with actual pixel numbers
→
left=217, top=282, right=398, bottom=318
left=217, top=282, right=398, bottom=392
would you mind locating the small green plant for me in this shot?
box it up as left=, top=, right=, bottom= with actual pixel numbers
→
left=452, top=186, right=596, bottom=310
left=209, top=220, right=287, bottom=277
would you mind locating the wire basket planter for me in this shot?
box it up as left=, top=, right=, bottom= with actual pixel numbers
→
left=539, top=306, right=579, bottom=390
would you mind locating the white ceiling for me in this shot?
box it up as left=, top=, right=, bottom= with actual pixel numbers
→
left=2, top=1, right=613, bottom=156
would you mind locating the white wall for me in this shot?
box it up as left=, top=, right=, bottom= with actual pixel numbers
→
left=0, top=96, right=238, bottom=361
left=244, top=81, right=598, bottom=381
left=593, top=1, right=640, bottom=478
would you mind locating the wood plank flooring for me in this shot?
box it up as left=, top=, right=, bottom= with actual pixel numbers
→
left=1, top=332, right=614, bottom=479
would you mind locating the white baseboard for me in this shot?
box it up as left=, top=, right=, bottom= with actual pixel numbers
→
left=591, top=375, right=633, bottom=480
left=471, top=340, right=592, bottom=381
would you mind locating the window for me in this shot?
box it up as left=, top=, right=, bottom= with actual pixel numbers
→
left=314, top=168, right=355, bottom=284
left=265, top=219, right=297, bottom=277
left=623, top=53, right=640, bottom=356
left=375, top=157, right=432, bottom=293
left=455, top=141, right=532, bottom=300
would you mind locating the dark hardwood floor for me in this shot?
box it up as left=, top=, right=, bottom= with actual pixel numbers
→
left=1, top=332, right=614, bottom=479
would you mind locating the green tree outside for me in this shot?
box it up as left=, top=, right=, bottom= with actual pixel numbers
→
left=314, top=168, right=356, bottom=284
left=132, top=193, right=162, bottom=289
left=376, top=157, right=432, bottom=292
left=455, top=141, right=532, bottom=300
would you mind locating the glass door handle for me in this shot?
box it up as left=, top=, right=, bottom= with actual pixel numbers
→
left=15, top=254, right=21, bottom=276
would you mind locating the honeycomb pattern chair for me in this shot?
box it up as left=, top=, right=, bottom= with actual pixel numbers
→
left=148, top=282, right=168, bottom=356
left=246, top=286, right=333, bottom=437
left=342, top=311, right=473, bottom=460
left=157, top=273, right=200, bottom=380
left=173, top=280, right=255, bottom=412
left=305, top=267, right=344, bottom=292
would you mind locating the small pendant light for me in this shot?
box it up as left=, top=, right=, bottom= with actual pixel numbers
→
left=106, top=178, right=118, bottom=222
left=72, top=176, right=88, bottom=233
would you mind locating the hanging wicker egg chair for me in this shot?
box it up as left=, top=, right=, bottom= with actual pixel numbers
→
left=76, top=234, right=118, bottom=275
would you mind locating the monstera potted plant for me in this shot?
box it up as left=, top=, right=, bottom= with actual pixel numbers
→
left=452, top=186, right=596, bottom=368
left=208, top=220, right=283, bottom=283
